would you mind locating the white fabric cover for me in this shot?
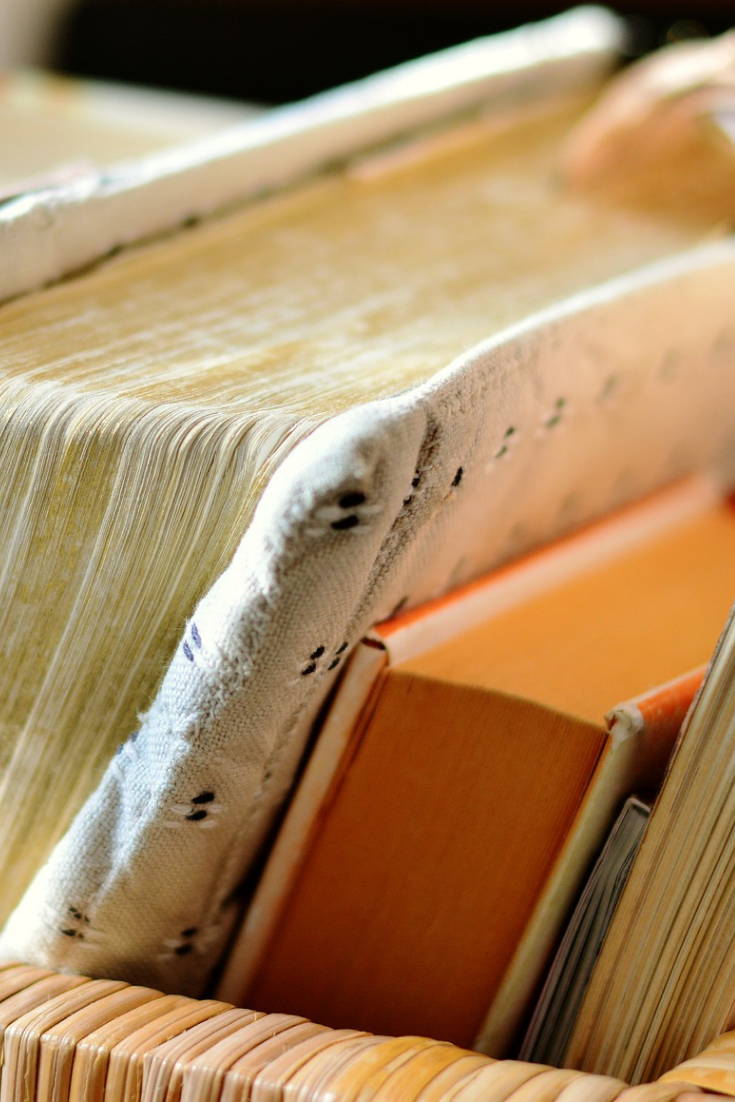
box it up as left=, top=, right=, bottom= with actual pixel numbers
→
left=2, top=237, right=735, bottom=994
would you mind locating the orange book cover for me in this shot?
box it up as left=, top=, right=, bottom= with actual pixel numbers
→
left=218, top=479, right=735, bottom=1051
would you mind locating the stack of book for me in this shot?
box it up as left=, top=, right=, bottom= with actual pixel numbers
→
left=219, top=476, right=735, bottom=1068
left=1, top=9, right=735, bottom=1100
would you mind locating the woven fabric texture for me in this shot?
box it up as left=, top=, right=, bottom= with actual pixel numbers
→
left=1, top=238, right=735, bottom=994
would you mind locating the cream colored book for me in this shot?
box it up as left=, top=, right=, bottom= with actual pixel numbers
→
left=0, top=6, right=735, bottom=1021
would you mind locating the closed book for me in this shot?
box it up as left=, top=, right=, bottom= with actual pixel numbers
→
left=218, top=478, right=735, bottom=1050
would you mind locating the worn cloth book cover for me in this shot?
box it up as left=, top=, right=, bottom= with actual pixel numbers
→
left=0, top=14, right=733, bottom=1095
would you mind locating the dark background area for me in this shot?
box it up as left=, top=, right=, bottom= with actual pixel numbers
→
left=54, top=0, right=735, bottom=105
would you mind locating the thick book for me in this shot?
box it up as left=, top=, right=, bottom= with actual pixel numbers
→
left=4, top=8, right=735, bottom=1002
left=565, top=546, right=735, bottom=1082
left=1, top=13, right=735, bottom=1093
left=217, top=479, right=735, bottom=1051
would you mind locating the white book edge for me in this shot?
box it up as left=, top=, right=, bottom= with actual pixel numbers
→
left=0, top=7, right=621, bottom=303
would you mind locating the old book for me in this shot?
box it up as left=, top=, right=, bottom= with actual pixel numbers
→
left=564, top=544, right=735, bottom=1082
left=217, top=479, right=735, bottom=1050
left=1, top=7, right=735, bottom=1009
left=520, top=795, right=652, bottom=1067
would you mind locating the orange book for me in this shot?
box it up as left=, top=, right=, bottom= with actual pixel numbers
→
left=217, top=478, right=735, bottom=1052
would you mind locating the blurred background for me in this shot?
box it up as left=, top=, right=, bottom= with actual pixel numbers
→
left=1, top=0, right=734, bottom=195
left=2, top=0, right=734, bottom=106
